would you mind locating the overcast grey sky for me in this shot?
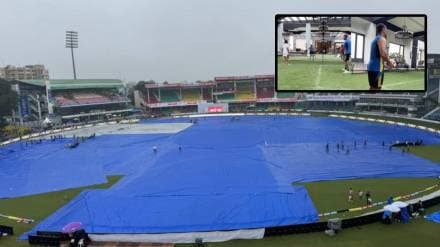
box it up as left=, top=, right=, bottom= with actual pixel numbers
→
left=0, top=0, right=439, bottom=82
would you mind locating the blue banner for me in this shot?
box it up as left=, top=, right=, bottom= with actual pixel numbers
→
left=20, top=95, right=30, bottom=117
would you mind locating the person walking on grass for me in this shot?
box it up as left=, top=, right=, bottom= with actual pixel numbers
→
left=282, top=39, right=290, bottom=65
left=358, top=190, right=364, bottom=200
left=348, top=187, right=354, bottom=202
left=366, top=191, right=372, bottom=206
left=343, top=34, right=351, bottom=73
left=309, top=44, right=316, bottom=61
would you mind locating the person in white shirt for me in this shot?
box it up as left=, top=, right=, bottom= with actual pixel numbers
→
left=348, top=187, right=353, bottom=202
left=282, top=40, right=290, bottom=65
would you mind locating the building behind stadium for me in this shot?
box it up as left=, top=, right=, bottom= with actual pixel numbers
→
left=5, top=54, right=440, bottom=127
left=0, top=64, right=49, bottom=80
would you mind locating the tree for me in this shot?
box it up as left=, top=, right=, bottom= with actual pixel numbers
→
left=135, top=80, right=154, bottom=91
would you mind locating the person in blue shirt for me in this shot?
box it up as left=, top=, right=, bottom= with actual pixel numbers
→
left=367, top=23, right=395, bottom=90
left=387, top=196, right=394, bottom=205
left=343, top=34, right=351, bottom=72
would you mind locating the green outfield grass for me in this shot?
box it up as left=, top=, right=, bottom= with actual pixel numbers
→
left=210, top=204, right=440, bottom=247
left=0, top=145, right=439, bottom=247
left=0, top=176, right=122, bottom=247
left=302, top=177, right=439, bottom=221
left=210, top=145, right=440, bottom=247
left=277, top=56, right=425, bottom=91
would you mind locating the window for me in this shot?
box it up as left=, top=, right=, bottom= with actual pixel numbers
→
left=295, top=38, right=306, bottom=51
left=417, top=40, right=425, bottom=65
left=355, top=34, right=364, bottom=59
left=289, top=35, right=294, bottom=51
left=351, top=33, right=365, bottom=61
left=389, top=43, right=404, bottom=58
left=351, top=34, right=356, bottom=58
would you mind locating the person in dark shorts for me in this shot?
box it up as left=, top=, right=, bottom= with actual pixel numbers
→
left=367, top=23, right=395, bottom=90
left=309, top=44, right=316, bottom=61
left=366, top=191, right=372, bottom=206
left=282, top=39, right=290, bottom=65
left=343, top=34, right=351, bottom=72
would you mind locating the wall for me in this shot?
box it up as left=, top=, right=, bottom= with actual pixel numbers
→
left=351, top=17, right=376, bottom=64
left=277, top=22, right=284, bottom=53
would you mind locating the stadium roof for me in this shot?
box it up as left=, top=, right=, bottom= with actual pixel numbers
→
left=21, top=79, right=124, bottom=90
left=143, top=75, right=275, bottom=89
left=144, top=81, right=216, bottom=89
left=214, top=75, right=274, bottom=81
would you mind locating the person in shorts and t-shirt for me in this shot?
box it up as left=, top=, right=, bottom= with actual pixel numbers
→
left=282, top=40, right=290, bottom=65
left=343, top=34, right=351, bottom=72
left=367, top=23, right=395, bottom=90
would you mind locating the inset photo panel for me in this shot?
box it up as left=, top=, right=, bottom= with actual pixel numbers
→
left=275, top=15, right=427, bottom=92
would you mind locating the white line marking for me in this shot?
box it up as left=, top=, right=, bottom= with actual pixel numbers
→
left=314, top=65, right=322, bottom=88
left=382, top=79, right=423, bottom=89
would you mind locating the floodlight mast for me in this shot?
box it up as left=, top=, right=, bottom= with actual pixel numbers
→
left=65, top=31, right=78, bottom=79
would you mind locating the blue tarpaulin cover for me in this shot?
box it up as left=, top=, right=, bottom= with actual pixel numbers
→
left=400, top=207, right=410, bottom=223
left=0, top=139, right=108, bottom=198
left=426, top=212, right=440, bottom=224
left=1, top=116, right=438, bottom=237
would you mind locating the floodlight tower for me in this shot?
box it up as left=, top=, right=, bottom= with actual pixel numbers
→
left=65, top=31, right=78, bottom=79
